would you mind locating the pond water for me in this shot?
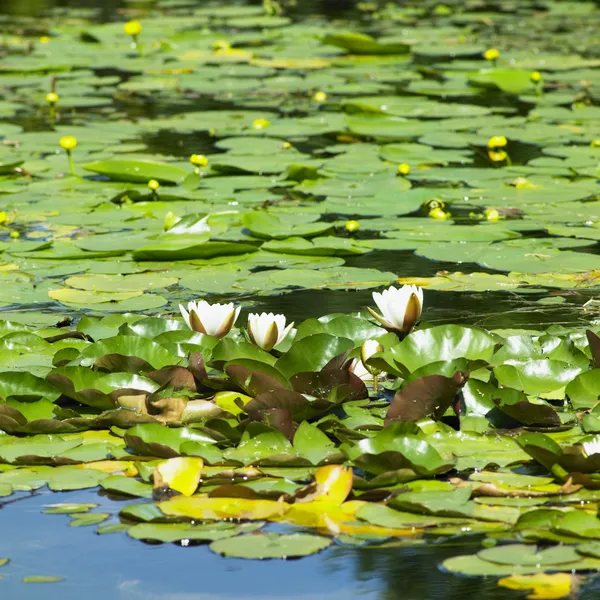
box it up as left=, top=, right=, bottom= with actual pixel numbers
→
left=2, top=0, right=600, bottom=598
left=0, top=489, right=514, bottom=600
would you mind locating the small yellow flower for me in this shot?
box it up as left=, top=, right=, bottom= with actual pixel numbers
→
left=530, top=71, right=542, bottom=83
left=124, top=20, right=142, bottom=37
left=397, top=163, right=411, bottom=176
left=590, top=139, right=600, bottom=148
left=59, top=136, right=77, bottom=150
left=487, top=135, right=507, bottom=149
left=429, top=207, right=450, bottom=220
left=212, top=40, right=231, bottom=52
left=45, top=92, right=59, bottom=105
left=345, top=220, right=360, bottom=233
left=39, top=36, right=50, bottom=44
left=252, top=118, right=270, bottom=130
left=148, top=179, right=160, bottom=191
left=0, top=211, right=7, bottom=224
left=281, top=141, right=292, bottom=149
left=312, top=91, right=327, bottom=103
left=484, top=48, right=500, bottom=61
left=484, top=208, right=500, bottom=221
left=9, top=231, right=20, bottom=239
left=190, top=154, right=208, bottom=167
left=488, top=149, right=507, bottom=162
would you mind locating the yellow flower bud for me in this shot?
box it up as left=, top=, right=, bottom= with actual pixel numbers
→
left=488, top=135, right=507, bottom=149
left=530, top=71, right=542, bottom=83
left=59, top=136, right=77, bottom=150
left=45, top=92, right=59, bottom=105
left=488, top=149, right=507, bottom=162
left=190, top=154, right=208, bottom=167
left=397, top=163, right=410, bottom=176
left=429, top=207, right=450, bottom=220
left=148, top=179, right=160, bottom=191
left=124, top=20, right=142, bottom=37
left=281, top=141, right=292, bottom=149
left=484, top=48, right=499, bottom=61
left=590, top=139, right=600, bottom=148
left=345, top=220, right=360, bottom=233
left=484, top=208, right=500, bottom=221
left=312, top=91, right=327, bottom=103
left=39, top=36, right=50, bottom=44
left=9, top=231, right=20, bottom=239
left=0, top=211, right=7, bottom=224
left=252, top=118, right=270, bottom=130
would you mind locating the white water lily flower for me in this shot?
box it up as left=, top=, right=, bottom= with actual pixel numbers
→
left=180, top=300, right=240, bottom=338
left=582, top=439, right=600, bottom=458
left=368, top=285, right=423, bottom=333
left=248, top=312, right=294, bottom=351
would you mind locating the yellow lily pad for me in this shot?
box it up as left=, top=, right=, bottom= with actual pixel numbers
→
left=498, top=573, right=577, bottom=599
left=154, top=457, right=203, bottom=497
left=159, top=496, right=290, bottom=520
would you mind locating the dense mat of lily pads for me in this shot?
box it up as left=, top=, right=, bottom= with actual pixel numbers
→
left=0, top=298, right=599, bottom=585
left=1, top=0, right=600, bottom=316
left=2, top=0, right=600, bottom=596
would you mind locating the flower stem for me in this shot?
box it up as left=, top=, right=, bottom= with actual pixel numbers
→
left=132, top=35, right=143, bottom=56
left=67, top=150, right=76, bottom=176
left=373, top=374, right=378, bottom=394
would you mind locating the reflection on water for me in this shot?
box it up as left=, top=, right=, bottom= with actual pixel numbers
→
left=251, top=288, right=593, bottom=329
left=3, top=488, right=600, bottom=600
left=0, top=489, right=509, bottom=600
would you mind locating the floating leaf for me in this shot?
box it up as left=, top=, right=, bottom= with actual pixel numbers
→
left=210, top=532, right=331, bottom=559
